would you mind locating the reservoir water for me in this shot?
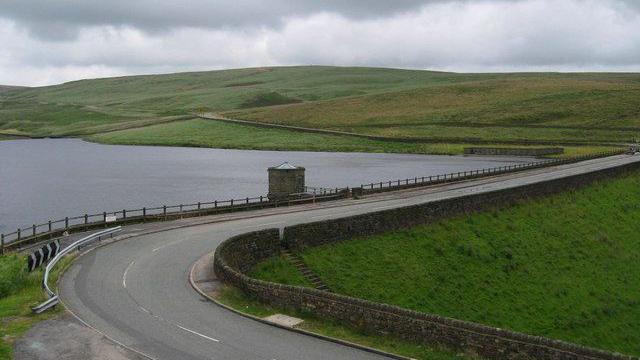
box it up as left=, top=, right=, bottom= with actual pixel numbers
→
left=0, top=139, right=537, bottom=233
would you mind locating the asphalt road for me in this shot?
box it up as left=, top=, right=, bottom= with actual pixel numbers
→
left=60, top=154, right=640, bottom=360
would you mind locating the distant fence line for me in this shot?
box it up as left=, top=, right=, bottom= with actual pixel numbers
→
left=1, top=149, right=626, bottom=253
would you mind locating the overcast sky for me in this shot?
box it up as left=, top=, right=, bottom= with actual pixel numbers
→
left=2, top=0, right=640, bottom=86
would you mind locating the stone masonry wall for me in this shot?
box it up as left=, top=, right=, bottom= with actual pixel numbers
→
left=214, top=161, right=640, bottom=360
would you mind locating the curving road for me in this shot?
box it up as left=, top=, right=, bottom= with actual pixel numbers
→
left=60, top=154, right=640, bottom=360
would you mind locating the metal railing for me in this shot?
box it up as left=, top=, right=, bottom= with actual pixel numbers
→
left=354, top=150, right=626, bottom=195
left=32, top=226, right=122, bottom=314
left=1, top=190, right=348, bottom=252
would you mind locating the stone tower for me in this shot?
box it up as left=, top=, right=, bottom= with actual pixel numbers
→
left=268, top=162, right=305, bottom=200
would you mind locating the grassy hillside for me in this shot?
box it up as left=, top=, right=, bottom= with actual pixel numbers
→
left=251, top=170, right=640, bottom=356
left=228, top=75, right=640, bottom=143
left=0, top=86, right=26, bottom=95
left=1, top=66, right=472, bottom=137
left=2, top=66, right=639, bottom=150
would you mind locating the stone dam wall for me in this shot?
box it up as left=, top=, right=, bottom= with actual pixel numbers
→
left=214, top=161, right=640, bottom=360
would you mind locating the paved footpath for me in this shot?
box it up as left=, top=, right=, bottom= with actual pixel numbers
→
left=17, top=154, right=640, bottom=360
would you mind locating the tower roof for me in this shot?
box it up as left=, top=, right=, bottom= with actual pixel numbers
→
left=274, top=162, right=297, bottom=170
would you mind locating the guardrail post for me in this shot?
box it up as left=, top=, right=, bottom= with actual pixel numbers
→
left=17, top=229, right=21, bottom=242
left=246, top=197, right=249, bottom=204
left=33, top=224, right=36, bottom=236
left=123, top=209, right=127, bottom=219
left=143, top=207, right=147, bottom=221
left=103, top=212, right=107, bottom=227
left=0, top=234, right=4, bottom=255
left=65, top=217, right=69, bottom=230
left=48, top=220, right=52, bottom=232
left=163, top=206, right=167, bottom=219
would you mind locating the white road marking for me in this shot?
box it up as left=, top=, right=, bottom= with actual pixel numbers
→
left=152, top=238, right=185, bottom=252
left=176, top=325, right=220, bottom=343
left=122, top=260, right=135, bottom=288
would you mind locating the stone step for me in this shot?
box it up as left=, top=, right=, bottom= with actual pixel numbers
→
left=281, top=249, right=331, bottom=292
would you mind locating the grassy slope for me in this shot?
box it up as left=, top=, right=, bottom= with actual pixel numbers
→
left=251, top=171, right=640, bottom=356
left=1, top=66, right=472, bottom=137
left=0, top=86, right=27, bottom=95
left=2, top=66, right=639, bottom=148
left=0, top=254, right=73, bottom=359
left=228, top=75, right=640, bottom=143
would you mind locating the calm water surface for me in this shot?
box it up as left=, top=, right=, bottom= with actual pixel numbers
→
left=0, top=139, right=537, bottom=232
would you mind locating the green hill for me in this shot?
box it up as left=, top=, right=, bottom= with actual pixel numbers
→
left=0, top=86, right=26, bottom=95
left=2, top=66, right=639, bottom=151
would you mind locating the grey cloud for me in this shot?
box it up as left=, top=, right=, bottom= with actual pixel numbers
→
left=0, top=0, right=433, bottom=40
left=1, top=0, right=640, bottom=86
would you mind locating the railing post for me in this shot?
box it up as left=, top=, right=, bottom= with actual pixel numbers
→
left=143, top=207, right=147, bottom=218
left=246, top=197, right=249, bottom=204
left=163, top=205, right=167, bottom=218
left=230, top=199, right=234, bottom=206
left=48, top=220, right=52, bottom=232
left=0, top=234, right=4, bottom=255
left=197, top=202, right=201, bottom=210
left=123, top=209, right=126, bottom=219
left=65, top=217, right=69, bottom=230
left=103, top=212, right=107, bottom=228
left=260, top=196, right=263, bottom=203
left=33, top=224, right=36, bottom=236
left=17, top=229, right=21, bottom=241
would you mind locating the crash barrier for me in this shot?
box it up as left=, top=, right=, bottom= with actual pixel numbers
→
left=32, top=227, right=122, bottom=314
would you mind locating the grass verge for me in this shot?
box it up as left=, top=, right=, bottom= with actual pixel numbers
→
left=0, top=254, right=74, bottom=359
left=216, top=285, right=468, bottom=360
left=252, top=169, right=640, bottom=357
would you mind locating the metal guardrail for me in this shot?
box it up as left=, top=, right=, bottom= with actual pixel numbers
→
left=32, top=226, right=122, bottom=314
left=1, top=190, right=346, bottom=252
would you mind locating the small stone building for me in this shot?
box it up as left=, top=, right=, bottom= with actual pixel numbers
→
left=268, top=162, right=305, bottom=200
